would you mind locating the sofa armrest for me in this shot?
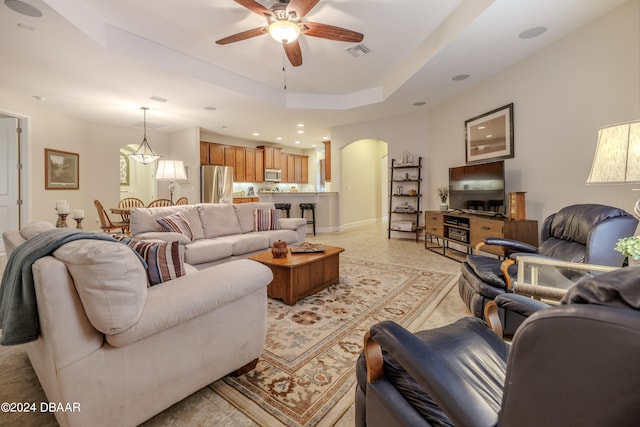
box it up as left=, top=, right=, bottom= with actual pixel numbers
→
left=279, top=218, right=306, bottom=230
left=106, top=259, right=273, bottom=347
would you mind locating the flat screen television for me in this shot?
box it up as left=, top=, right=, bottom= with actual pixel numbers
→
left=448, top=160, right=506, bottom=215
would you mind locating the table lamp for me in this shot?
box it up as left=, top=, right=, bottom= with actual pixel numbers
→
left=155, top=160, right=187, bottom=203
left=586, top=120, right=640, bottom=216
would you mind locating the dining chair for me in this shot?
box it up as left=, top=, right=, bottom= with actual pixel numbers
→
left=175, top=197, right=189, bottom=205
left=117, top=197, right=144, bottom=221
left=94, top=199, right=129, bottom=234
left=148, top=198, right=173, bottom=207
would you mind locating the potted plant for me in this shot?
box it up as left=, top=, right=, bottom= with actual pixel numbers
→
left=437, top=186, right=449, bottom=211
left=615, top=235, right=640, bottom=265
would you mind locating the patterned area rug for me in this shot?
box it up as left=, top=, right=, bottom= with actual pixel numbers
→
left=211, top=256, right=458, bottom=426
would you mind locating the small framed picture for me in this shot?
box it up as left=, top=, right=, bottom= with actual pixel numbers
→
left=465, top=103, right=514, bottom=164
left=120, top=153, right=130, bottom=186
left=45, top=148, right=79, bottom=190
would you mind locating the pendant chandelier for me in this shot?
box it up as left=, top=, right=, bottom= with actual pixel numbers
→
left=128, top=107, right=160, bottom=164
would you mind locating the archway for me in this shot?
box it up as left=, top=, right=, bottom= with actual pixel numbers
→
left=119, top=144, right=156, bottom=204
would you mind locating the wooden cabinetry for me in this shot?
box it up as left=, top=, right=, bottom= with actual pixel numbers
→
left=322, top=140, right=331, bottom=182
left=233, top=197, right=259, bottom=204
left=200, top=142, right=308, bottom=183
left=388, top=157, right=422, bottom=240
left=425, top=211, right=538, bottom=258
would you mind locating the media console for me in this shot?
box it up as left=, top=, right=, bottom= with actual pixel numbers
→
left=425, top=210, right=538, bottom=259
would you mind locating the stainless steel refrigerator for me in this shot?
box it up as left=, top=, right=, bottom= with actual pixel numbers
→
left=201, top=166, right=234, bottom=203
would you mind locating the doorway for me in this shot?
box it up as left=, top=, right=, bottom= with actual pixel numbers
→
left=0, top=114, right=25, bottom=251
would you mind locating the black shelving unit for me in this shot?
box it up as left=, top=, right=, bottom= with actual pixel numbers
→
left=388, top=157, right=422, bottom=240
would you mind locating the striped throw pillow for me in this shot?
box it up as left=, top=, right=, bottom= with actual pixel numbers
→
left=112, top=236, right=185, bottom=286
left=156, top=212, right=194, bottom=240
left=253, top=208, right=280, bottom=231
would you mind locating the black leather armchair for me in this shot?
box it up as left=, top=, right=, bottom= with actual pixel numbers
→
left=458, top=204, right=638, bottom=334
left=356, top=267, right=640, bottom=427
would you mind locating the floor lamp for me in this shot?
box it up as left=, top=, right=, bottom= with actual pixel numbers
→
left=586, top=120, right=640, bottom=216
left=155, top=160, right=187, bottom=204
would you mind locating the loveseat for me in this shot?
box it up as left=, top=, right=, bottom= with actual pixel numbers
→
left=129, top=201, right=307, bottom=268
left=1, top=222, right=273, bottom=427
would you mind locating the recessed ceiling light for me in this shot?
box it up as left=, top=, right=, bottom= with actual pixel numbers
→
left=204, top=106, right=216, bottom=111
left=519, top=26, right=547, bottom=39
left=276, top=137, right=282, bottom=141
left=311, top=144, right=317, bottom=148
left=413, top=101, right=426, bottom=107
left=486, top=134, right=493, bottom=138
left=295, top=141, right=300, bottom=144
left=5, top=0, right=42, bottom=17
left=452, top=74, right=470, bottom=81
left=297, top=130, right=304, bottom=134
left=322, top=136, right=329, bottom=140
left=150, top=95, right=168, bottom=103
left=252, top=132, right=259, bottom=136
left=297, top=123, right=304, bottom=127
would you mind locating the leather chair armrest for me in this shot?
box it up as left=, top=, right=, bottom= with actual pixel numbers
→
left=484, top=237, right=538, bottom=253
left=367, top=319, right=507, bottom=427
left=495, top=294, right=550, bottom=317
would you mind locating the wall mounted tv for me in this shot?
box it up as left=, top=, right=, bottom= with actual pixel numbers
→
left=448, top=160, right=506, bottom=215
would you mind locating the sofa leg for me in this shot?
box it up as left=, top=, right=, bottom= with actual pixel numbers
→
left=231, top=358, right=259, bottom=377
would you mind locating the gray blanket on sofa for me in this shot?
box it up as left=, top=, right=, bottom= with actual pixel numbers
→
left=0, top=228, right=119, bottom=345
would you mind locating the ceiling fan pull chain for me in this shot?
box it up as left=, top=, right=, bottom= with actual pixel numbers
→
left=282, top=55, right=287, bottom=91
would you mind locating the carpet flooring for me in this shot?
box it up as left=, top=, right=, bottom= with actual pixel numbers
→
left=0, top=224, right=469, bottom=426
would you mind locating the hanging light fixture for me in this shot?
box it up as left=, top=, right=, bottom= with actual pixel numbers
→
left=128, top=107, right=160, bottom=164
left=268, top=20, right=300, bottom=44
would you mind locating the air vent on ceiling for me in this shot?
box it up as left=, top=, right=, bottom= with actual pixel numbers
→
left=346, top=44, right=370, bottom=58
left=150, top=96, right=168, bottom=103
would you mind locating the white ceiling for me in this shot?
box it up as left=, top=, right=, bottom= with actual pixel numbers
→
left=0, top=0, right=628, bottom=148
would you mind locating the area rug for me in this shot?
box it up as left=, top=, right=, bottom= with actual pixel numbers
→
left=210, top=256, right=458, bottom=427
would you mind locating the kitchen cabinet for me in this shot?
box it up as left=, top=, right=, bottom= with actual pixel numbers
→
left=245, top=148, right=256, bottom=183
left=322, top=141, right=331, bottom=182
left=280, top=152, right=288, bottom=182
left=224, top=146, right=235, bottom=167
left=287, top=155, right=295, bottom=183
left=256, top=148, right=264, bottom=182
left=233, top=197, right=259, bottom=204
left=259, top=146, right=282, bottom=170
left=301, top=155, right=308, bottom=183
left=234, top=147, right=246, bottom=181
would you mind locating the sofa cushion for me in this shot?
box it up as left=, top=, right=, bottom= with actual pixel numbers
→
left=233, top=202, right=276, bottom=233
left=133, top=231, right=192, bottom=245
left=217, top=234, right=270, bottom=256
left=184, top=239, right=234, bottom=265
left=198, top=203, right=242, bottom=238
left=20, top=221, right=56, bottom=240
left=156, top=212, right=194, bottom=240
left=53, top=240, right=147, bottom=335
left=130, top=205, right=204, bottom=240
left=260, top=229, right=300, bottom=246
left=254, top=208, right=280, bottom=231
left=114, top=236, right=186, bottom=286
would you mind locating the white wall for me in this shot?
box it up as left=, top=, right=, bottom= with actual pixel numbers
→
left=333, top=0, right=640, bottom=228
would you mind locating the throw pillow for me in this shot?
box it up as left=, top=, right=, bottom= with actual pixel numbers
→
left=253, top=208, right=280, bottom=231
left=156, top=212, right=194, bottom=241
left=112, top=236, right=186, bottom=286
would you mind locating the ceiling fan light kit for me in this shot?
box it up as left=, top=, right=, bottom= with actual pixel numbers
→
left=216, top=0, right=363, bottom=67
left=268, top=20, right=300, bottom=44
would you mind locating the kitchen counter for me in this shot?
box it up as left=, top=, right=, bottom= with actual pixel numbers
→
left=258, top=192, right=339, bottom=233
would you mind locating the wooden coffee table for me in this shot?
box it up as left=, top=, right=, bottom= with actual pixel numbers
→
left=249, top=245, right=345, bottom=305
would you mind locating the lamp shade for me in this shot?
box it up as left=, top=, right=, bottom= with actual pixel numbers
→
left=268, top=20, right=300, bottom=44
left=586, top=121, right=640, bottom=184
left=155, top=160, right=187, bottom=181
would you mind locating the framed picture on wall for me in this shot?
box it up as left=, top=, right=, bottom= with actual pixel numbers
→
left=45, top=148, right=79, bottom=190
left=120, top=153, right=130, bottom=186
left=465, top=103, right=514, bottom=164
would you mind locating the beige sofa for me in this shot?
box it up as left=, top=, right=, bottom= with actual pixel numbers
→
left=2, top=224, right=273, bottom=427
left=130, top=201, right=307, bottom=268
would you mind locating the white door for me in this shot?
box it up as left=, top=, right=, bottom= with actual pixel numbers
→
left=0, top=118, right=19, bottom=251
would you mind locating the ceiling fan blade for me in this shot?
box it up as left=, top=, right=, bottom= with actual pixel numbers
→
left=216, top=27, right=268, bottom=45
left=302, top=22, right=363, bottom=43
left=287, top=0, right=320, bottom=19
left=283, top=40, right=303, bottom=67
left=234, top=0, right=272, bottom=17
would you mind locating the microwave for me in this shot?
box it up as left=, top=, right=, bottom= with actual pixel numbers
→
left=264, top=169, right=282, bottom=182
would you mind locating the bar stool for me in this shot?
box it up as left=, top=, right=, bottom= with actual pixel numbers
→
left=299, top=203, right=316, bottom=235
left=274, top=203, right=291, bottom=218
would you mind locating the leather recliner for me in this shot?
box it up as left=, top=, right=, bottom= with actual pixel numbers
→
left=355, top=267, right=640, bottom=427
left=458, top=203, right=637, bottom=335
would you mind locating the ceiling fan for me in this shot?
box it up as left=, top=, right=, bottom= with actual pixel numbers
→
left=216, top=0, right=364, bottom=67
